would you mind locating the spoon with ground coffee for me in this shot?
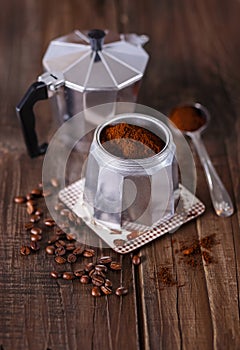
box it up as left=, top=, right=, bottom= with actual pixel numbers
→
left=169, top=103, right=234, bottom=217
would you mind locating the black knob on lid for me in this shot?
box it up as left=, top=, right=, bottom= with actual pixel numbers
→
left=88, top=29, right=106, bottom=51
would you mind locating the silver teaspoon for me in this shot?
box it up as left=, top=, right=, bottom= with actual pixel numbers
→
left=171, top=103, right=234, bottom=217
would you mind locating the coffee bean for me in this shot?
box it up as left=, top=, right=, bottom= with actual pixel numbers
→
left=115, top=287, right=128, bottom=296
left=20, top=245, right=31, bottom=256
left=89, top=268, right=96, bottom=278
left=105, top=279, right=113, bottom=288
left=60, top=222, right=70, bottom=231
left=55, top=241, right=65, bottom=248
left=48, top=235, right=58, bottom=244
left=44, top=218, right=55, bottom=227
left=55, top=246, right=66, bottom=256
left=67, top=254, right=77, bottom=263
left=80, top=275, right=90, bottom=284
left=30, top=234, right=42, bottom=242
left=50, top=178, right=59, bottom=188
left=24, top=222, right=34, bottom=231
left=73, top=246, right=84, bottom=256
left=54, top=203, right=65, bottom=212
left=60, top=209, right=70, bottom=217
left=92, top=275, right=105, bottom=287
left=127, top=231, right=143, bottom=240
left=85, top=262, right=95, bottom=273
left=50, top=271, right=61, bottom=279
left=110, top=228, right=122, bottom=234
left=26, top=193, right=34, bottom=201
left=30, top=214, right=41, bottom=223
left=30, top=227, right=42, bottom=235
left=26, top=199, right=37, bottom=207
left=31, top=188, right=43, bottom=198
left=83, top=248, right=95, bottom=258
left=55, top=256, right=66, bottom=264
left=43, top=189, right=52, bottom=197
left=63, top=271, right=75, bottom=280
left=35, top=208, right=43, bottom=216
left=68, top=212, right=77, bottom=223
left=26, top=204, right=35, bottom=215
left=113, top=239, right=126, bottom=247
left=101, top=285, right=112, bottom=295
left=66, top=233, right=77, bottom=241
left=92, top=286, right=101, bottom=297
left=110, top=261, right=122, bottom=271
left=95, top=264, right=108, bottom=273
left=55, top=228, right=66, bottom=237
left=58, top=240, right=66, bottom=247
left=30, top=241, right=40, bottom=252
left=74, top=269, right=85, bottom=277
left=45, top=245, right=55, bottom=255
left=98, top=256, right=112, bottom=265
left=132, top=255, right=141, bottom=266
left=14, top=196, right=26, bottom=204
left=65, top=243, right=76, bottom=251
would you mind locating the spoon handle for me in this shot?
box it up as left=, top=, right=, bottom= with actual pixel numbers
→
left=191, top=134, right=234, bottom=217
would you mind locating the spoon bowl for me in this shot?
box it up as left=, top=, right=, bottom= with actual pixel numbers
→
left=169, top=103, right=234, bottom=217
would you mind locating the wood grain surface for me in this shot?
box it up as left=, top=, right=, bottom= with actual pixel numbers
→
left=1, top=0, right=240, bottom=349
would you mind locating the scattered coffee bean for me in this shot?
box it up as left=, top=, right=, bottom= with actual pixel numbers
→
left=74, top=269, right=85, bottom=277
left=132, top=255, right=141, bottom=266
left=73, top=246, right=84, bottom=256
left=30, top=241, right=40, bottom=251
left=105, top=279, right=113, bottom=288
left=20, top=245, right=31, bottom=256
left=14, top=196, right=26, bottom=204
left=65, top=243, right=76, bottom=251
left=35, top=208, right=43, bottom=216
left=30, top=214, right=41, bottom=223
left=113, top=239, right=126, bottom=246
left=60, top=209, right=70, bottom=217
left=55, top=241, right=64, bottom=248
left=30, top=227, right=42, bottom=235
left=26, top=203, right=35, bottom=215
left=45, top=245, right=55, bottom=255
left=55, top=246, right=66, bottom=256
left=110, top=261, right=122, bottom=271
left=66, top=233, right=77, bottom=241
left=55, top=256, right=66, bottom=264
left=85, top=262, right=95, bottom=272
left=115, top=287, right=128, bottom=296
left=31, top=188, right=42, bottom=198
left=101, top=285, right=112, bottom=295
left=63, top=271, right=75, bottom=280
left=30, top=234, right=42, bottom=242
left=50, top=271, right=62, bottom=279
left=54, top=203, right=65, bottom=212
left=44, top=218, right=55, bottom=227
left=67, top=254, right=77, bottom=263
left=110, top=229, right=122, bottom=234
left=127, top=231, right=143, bottom=240
left=48, top=235, right=58, bottom=244
left=89, top=268, right=96, bottom=278
left=92, top=274, right=105, bottom=287
left=98, top=256, right=112, bottom=265
left=26, top=199, right=37, bottom=207
left=83, top=248, right=95, bottom=258
left=50, top=178, right=59, bottom=188
left=92, top=286, right=101, bottom=297
left=95, top=264, right=108, bottom=273
left=80, top=275, right=90, bottom=284
left=68, top=212, right=77, bottom=223
left=43, top=189, right=52, bottom=197
left=24, top=222, right=34, bottom=231
left=26, top=193, right=34, bottom=201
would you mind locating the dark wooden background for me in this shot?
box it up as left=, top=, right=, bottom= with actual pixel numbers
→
left=1, top=0, right=240, bottom=349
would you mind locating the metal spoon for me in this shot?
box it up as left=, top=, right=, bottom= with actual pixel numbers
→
left=178, top=103, right=234, bottom=217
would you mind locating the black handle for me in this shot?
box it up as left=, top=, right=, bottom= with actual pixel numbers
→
left=16, top=81, right=49, bottom=157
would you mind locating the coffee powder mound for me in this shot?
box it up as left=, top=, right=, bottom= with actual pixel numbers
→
left=100, top=123, right=165, bottom=159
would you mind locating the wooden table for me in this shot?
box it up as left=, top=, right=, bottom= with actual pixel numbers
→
left=1, top=1, right=240, bottom=349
